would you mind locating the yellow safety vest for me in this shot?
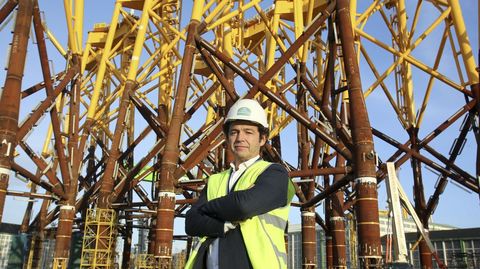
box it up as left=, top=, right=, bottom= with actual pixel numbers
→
left=185, top=161, right=295, bottom=269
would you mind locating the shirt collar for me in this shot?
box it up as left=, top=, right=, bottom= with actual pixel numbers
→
left=230, top=155, right=260, bottom=172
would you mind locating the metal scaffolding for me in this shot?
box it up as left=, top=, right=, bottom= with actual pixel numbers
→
left=80, top=208, right=117, bottom=269
left=0, top=0, right=478, bottom=268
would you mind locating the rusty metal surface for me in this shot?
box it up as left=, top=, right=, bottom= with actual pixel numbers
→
left=0, top=0, right=34, bottom=223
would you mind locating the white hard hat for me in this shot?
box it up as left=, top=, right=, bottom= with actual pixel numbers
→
left=225, top=99, right=268, bottom=128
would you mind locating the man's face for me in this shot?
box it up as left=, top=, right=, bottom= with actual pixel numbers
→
left=227, top=121, right=266, bottom=165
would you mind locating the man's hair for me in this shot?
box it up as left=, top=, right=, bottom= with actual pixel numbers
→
left=223, top=121, right=269, bottom=141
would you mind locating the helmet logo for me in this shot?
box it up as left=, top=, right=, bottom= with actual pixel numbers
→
left=237, top=107, right=251, bottom=116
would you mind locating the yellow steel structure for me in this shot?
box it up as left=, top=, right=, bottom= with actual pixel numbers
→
left=80, top=209, right=117, bottom=269
left=52, top=258, right=68, bottom=269
left=0, top=0, right=478, bottom=268
left=135, top=254, right=155, bottom=269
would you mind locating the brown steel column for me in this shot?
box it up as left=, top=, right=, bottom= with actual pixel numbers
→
left=335, top=1, right=382, bottom=267
left=300, top=149, right=317, bottom=268
left=54, top=202, right=76, bottom=260
left=325, top=178, right=334, bottom=269
left=31, top=197, right=49, bottom=269
left=409, top=127, right=432, bottom=269
left=32, top=0, right=71, bottom=194
left=298, top=64, right=317, bottom=269
left=472, top=83, right=480, bottom=197
left=99, top=80, right=137, bottom=208
left=222, top=63, right=235, bottom=168
left=0, top=0, right=34, bottom=223
left=53, top=58, right=81, bottom=263
left=322, top=20, right=347, bottom=268
left=149, top=218, right=157, bottom=254
left=331, top=154, right=347, bottom=269
left=154, top=18, right=200, bottom=268
left=122, top=108, right=135, bottom=269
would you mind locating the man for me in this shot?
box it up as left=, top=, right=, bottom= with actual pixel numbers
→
left=185, top=99, right=294, bottom=269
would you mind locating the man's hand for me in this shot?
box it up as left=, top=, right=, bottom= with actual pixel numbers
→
left=224, top=221, right=237, bottom=233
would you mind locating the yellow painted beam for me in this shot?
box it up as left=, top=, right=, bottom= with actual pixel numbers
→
left=86, top=1, right=122, bottom=120
left=447, top=0, right=479, bottom=84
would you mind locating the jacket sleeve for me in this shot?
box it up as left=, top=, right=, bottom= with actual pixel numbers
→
left=199, top=163, right=289, bottom=222
left=185, top=186, right=226, bottom=237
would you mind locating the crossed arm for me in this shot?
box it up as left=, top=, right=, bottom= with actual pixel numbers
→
left=185, top=164, right=289, bottom=237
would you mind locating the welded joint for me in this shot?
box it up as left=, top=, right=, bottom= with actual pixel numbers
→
left=355, top=177, right=377, bottom=184
left=329, top=216, right=344, bottom=222
left=0, top=168, right=11, bottom=176
left=159, top=191, right=176, bottom=198
left=301, top=212, right=315, bottom=217
left=60, top=205, right=75, bottom=211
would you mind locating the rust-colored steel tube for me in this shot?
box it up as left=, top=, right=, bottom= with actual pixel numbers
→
left=32, top=0, right=71, bottom=192
left=288, top=166, right=352, bottom=178
left=0, top=0, right=34, bottom=223
left=10, top=161, right=64, bottom=198
left=99, top=80, right=138, bottom=208
left=409, top=128, right=432, bottom=269
left=173, top=126, right=224, bottom=180
left=321, top=18, right=336, bottom=122
left=331, top=105, right=348, bottom=269
left=154, top=19, right=201, bottom=267
left=53, top=204, right=76, bottom=260
left=32, top=11, right=76, bottom=260
left=325, top=175, right=333, bottom=269
left=53, top=60, right=81, bottom=264
left=0, top=0, right=17, bottom=25
left=335, top=0, right=382, bottom=267
left=298, top=82, right=316, bottom=268
left=425, top=114, right=471, bottom=216
left=472, top=83, right=480, bottom=195
left=19, top=141, right=65, bottom=197
left=301, top=210, right=317, bottom=268
left=17, top=65, right=78, bottom=141
left=130, top=94, right=167, bottom=138
left=198, top=47, right=237, bottom=101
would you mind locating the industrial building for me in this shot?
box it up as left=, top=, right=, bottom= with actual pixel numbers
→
left=0, top=0, right=479, bottom=268
left=287, top=212, right=459, bottom=269
left=0, top=223, right=83, bottom=268
left=405, top=228, right=480, bottom=268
